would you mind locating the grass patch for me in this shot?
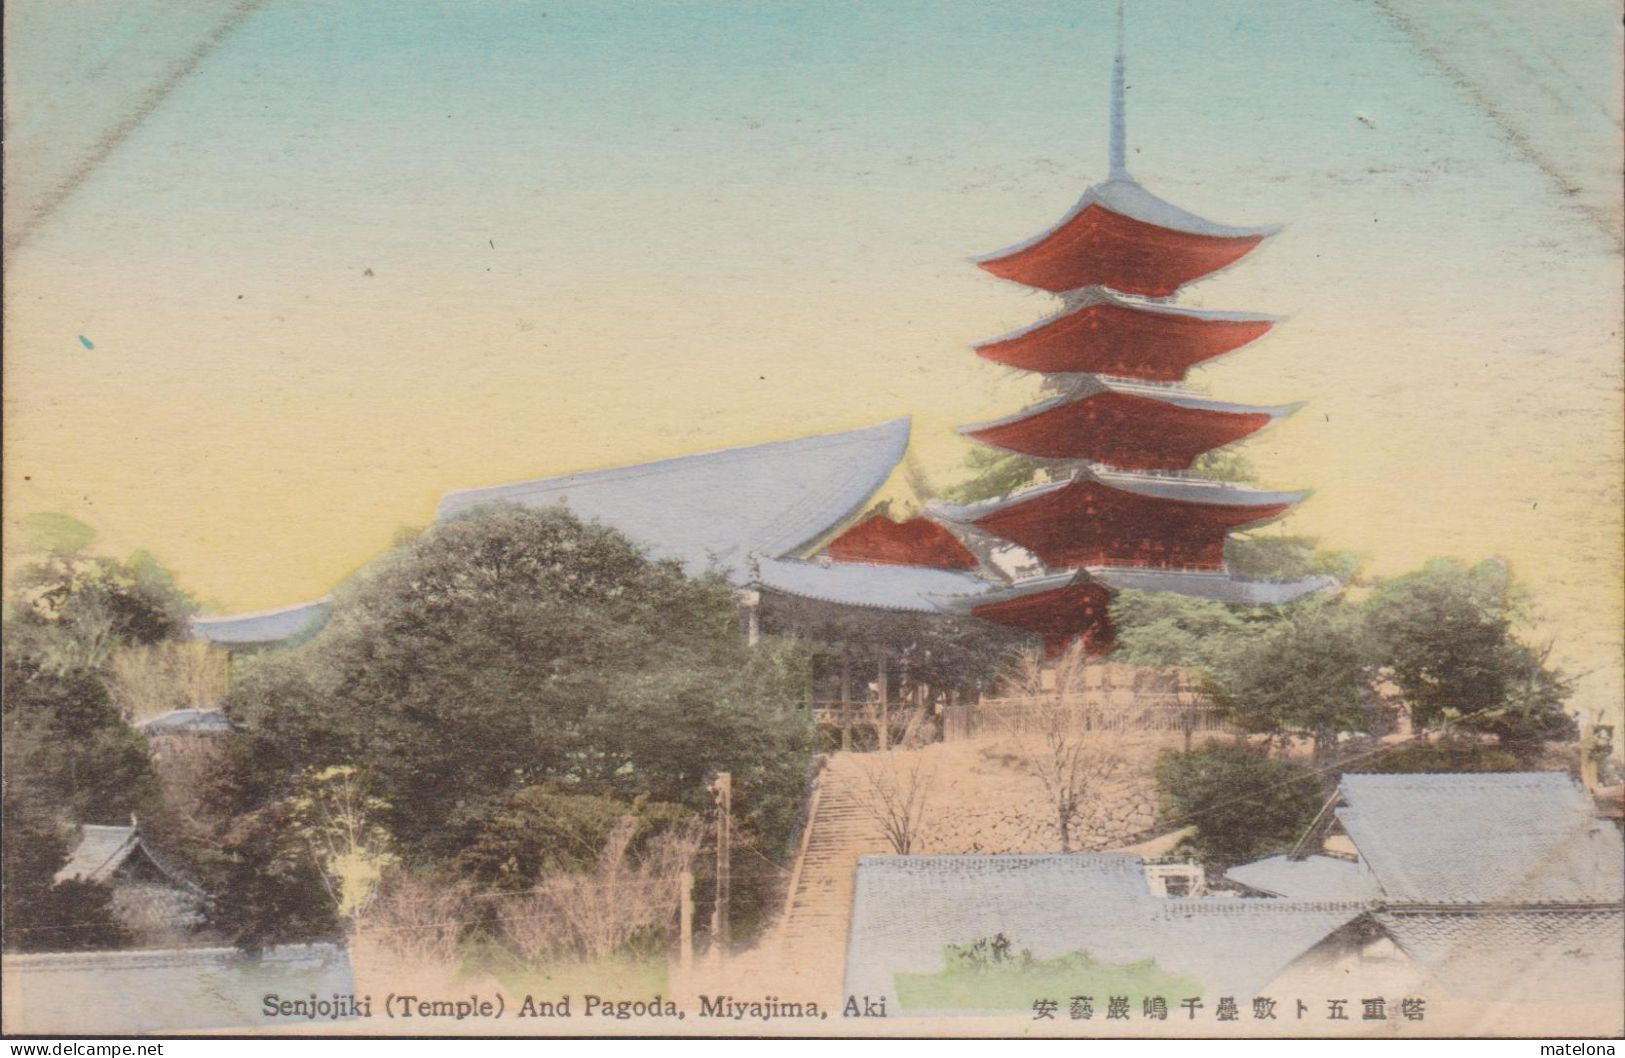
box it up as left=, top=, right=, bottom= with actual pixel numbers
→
left=896, top=943, right=1201, bottom=1012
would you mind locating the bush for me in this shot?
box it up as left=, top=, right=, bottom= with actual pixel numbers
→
left=1365, top=740, right=1522, bottom=774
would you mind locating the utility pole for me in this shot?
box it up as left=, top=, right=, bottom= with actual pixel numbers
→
left=709, top=772, right=731, bottom=956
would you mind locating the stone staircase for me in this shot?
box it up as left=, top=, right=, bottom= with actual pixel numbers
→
left=755, top=753, right=893, bottom=1001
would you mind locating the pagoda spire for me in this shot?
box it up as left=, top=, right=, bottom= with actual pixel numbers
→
left=1109, top=0, right=1128, bottom=180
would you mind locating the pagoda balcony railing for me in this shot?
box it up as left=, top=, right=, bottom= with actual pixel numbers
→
left=1092, top=373, right=1189, bottom=391
left=1090, top=464, right=1234, bottom=484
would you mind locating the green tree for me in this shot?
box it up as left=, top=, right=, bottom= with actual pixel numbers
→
left=940, top=448, right=1044, bottom=505
left=228, top=506, right=815, bottom=869
left=1154, top=741, right=1324, bottom=869
left=1, top=526, right=196, bottom=951
left=207, top=801, right=343, bottom=953
left=0, top=713, right=130, bottom=952
left=1204, top=603, right=1379, bottom=756
left=1109, top=590, right=1250, bottom=670
left=1364, top=558, right=1575, bottom=754
left=454, top=786, right=691, bottom=887
left=1224, top=534, right=1364, bottom=583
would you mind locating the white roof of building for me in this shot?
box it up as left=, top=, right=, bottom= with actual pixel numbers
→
left=435, top=418, right=911, bottom=578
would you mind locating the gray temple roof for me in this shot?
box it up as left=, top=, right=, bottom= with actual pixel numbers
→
left=844, top=854, right=1364, bottom=1010
left=135, top=708, right=235, bottom=736
left=1374, top=907, right=1625, bottom=1004
left=1335, top=772, right=1625, bottom=906
left=435, top=418, right=911, bottom=578
left=1085, top=566, right=1336, bottom=605
left=1226, top=854, right=1382, bottom=903
left=192, top=419, right=912, bottom=646
left=190, top=598, right=331, bottom=648
left=753, top=557, right=993, bottom=613
left=53, top=825, right=199, bottom=893
left=54, top=826, right=143, bottom=885
left=959, top=566, right=1335, bottom=611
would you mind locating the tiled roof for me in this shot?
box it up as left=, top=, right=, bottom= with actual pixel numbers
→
left=135, top=708, right=234, bottom=735
left=753, top=558, right=996, bottom=613
left=1336, top=772, right=1625, bottom=905
left=1226, top=854, right=1381, bottom=902
left=54, top=825, right=140, bottom=885
left=54, top=825, right=200, bottom=892
left=1148, top=898, right=1369, bottom=999
left=2, top=943, right=354, bottom=1033
left=436, top=418, right=911, bottom=578
left=953, top=566, right=1335, bottom=612
left=1086, top=566, right=1336, bottom=606
left=190, top=599, right=331, bottom=647
left=1375, top=908, right=1625, bottom=1004
left=844, top=854, right=1363, bottom=1009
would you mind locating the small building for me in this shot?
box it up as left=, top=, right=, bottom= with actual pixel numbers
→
left=135, top=708, right=234, bottom=738
left=844, top=854, right=1365, bottom=1013
left=1230, top=772, right=1625, bottom=1032
left=842, top=773, right=1623, bottom=1033
left=54, top=825, right=207, bottom=948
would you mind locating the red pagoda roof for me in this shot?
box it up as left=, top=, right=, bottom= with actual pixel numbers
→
left=973, top=289, right=1276, bottom=381
left=826, top=515, right=980, bottom=570
left=960, top=378, right=1298, bottom=470
left=974, top=179, right=1277, bottom=297
left=932, top=469, right=1307, bottom=570
left=967, top=572, right=1116, bottom=657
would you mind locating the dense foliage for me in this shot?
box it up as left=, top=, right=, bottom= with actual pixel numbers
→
left=1, top=518, right=186, bottom=951
left=939, top=448, right=1045, bottom=505
left=1364, top=740, right=1522, bottom=774
left=1109, top=590, right=1251, bottom=671
left=1154, top=741, right=1325, bottom=869
left=1365, top=559, right=1575, bottom=753
left=227, top=506, right=816, bottom=869
left=1203, top=602, right=1380, bottom=754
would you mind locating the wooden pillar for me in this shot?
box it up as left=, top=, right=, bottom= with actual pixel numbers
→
left=709, top=773, right=731, bottom=954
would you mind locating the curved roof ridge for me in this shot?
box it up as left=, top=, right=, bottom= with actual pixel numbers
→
left=930, top=466, right=1309, bottom=524
left=957, top=378, right=1299, bottom=439
left=971, top=287, right=1280, bottom=351
left=436, top=417, right=910, bottom=516
left=972, top=178, right=1279, bottom=268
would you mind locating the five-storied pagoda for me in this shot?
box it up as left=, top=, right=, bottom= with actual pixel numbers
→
left=925, top=3, right=1324, bottom=655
